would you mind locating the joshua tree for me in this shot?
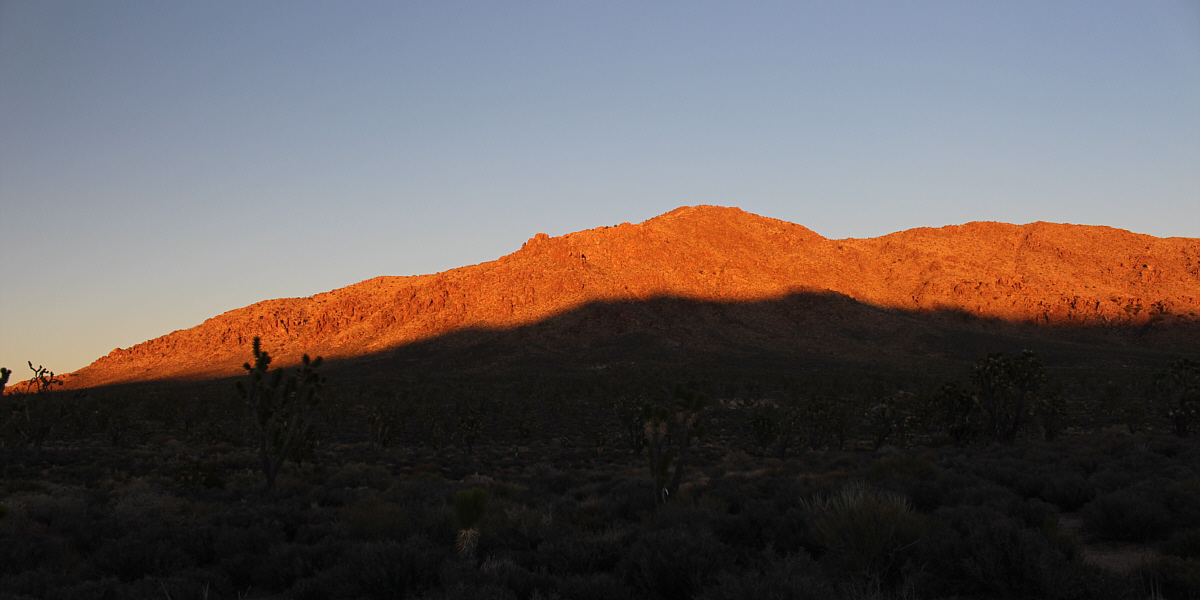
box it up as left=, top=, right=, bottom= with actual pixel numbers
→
left=934, top=382, right=978, bottom=446
left=1033, top=386, right=1067, bottom=441
left=455, top=405, right=484, bottom=456
left=971, top=351, right=1046, bottom=444
left=1153, top=358, right=1200, bottom=437
left=774, top=401, right=805, bottom=458
left=612, top=393, right=647, bottom=455
left=748, top=403, right=780, bottom=456
left=364, top=388, right=405, bottom=449
left=4, top=363, right=69, bottom=456
left=644, top=382, right=709, bottom=504
left=236, top=338, right=325, bottom=490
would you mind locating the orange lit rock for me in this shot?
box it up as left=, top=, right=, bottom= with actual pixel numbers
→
left=64, top=206, right=1199, bottom=388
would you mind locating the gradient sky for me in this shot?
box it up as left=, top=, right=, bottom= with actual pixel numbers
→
left=2, top=1, right=1199, bottom=375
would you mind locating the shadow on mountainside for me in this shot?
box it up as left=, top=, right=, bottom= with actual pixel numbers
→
left=67, top=290, right=1200, bottom=396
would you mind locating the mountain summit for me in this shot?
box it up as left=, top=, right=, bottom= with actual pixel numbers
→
left=67, top=206, right=1199, bottom=388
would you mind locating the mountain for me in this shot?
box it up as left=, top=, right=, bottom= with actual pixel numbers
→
left=63, top=206, right=1199, bottom=389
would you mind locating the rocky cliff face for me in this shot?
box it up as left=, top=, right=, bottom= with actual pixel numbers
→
left=65, top=206, right=1200, bottom=388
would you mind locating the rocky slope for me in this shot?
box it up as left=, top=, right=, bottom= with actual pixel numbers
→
left=64, top=206, right=1200, bottom=388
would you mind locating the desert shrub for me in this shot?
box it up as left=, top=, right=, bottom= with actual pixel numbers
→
left=0, top=569, right=60, bottom=599
left=126, top=568, right=231, bottom=600
left=969, top=453, right=1047, bottom=497
left=579, top=478, right=655, bottom=526
left=747, top=403, right=780, bottom=455
left=1166, top=478, right=1200, bottom=529
left=527, top=464, right=577, bottom=495
left=864, top=391, right=920, bottom=450
left=1034, top=388, right=1068, bottom=441
left=1082, top=487, right=1173, bottom=542
left=932, top=382, right=979, bottom=446
left=1089, top=465, right=1139, bottom=493
left=1039, top=472, right=1096, bottom=511
left=363, top=387, right=407, bottom=449
left=1088, top=446, right=1185, bottom=493
left=454, top=487, right=489, bottom=530
left=621, top=527, right=728, bottom=600
left=94, top=397, right=138, bottom=448
left=906, top=471, right=988, bottom=512
left=710, top=499, right=809, bottom=555
left=801, top=481, right=926, bottom=588
left=1141, top=556, right=1200, bottom=600
left=612, top=394, right=647, bottom=455
left=538, top=527, right=632, bottom=575
left=971, top=350, right=1047, bottom=444
left=426, top=582, right=518, bottom=600
left=998, top=496, right=1059, bottom=530
left=0, top=528, right=76, bottom=577
left=176, top=460, right=226, bottom=489
left=346, top=494, right=407, bottom=540
left=12, top=493, right=88, bottom=532
left=251, top=538, right=345, bottom=593
left=297, top=537, right=449, bottom=600
left=1153, top=358, right=1200, bottom=437
left=916, top=505, right=1075, bottom=599
left=454, top=486, right=490, bottom=556
left=1163, top=528, right=1200, bottom=560
left=453, top=404, right=485, bottom=457
left=918, top=475, right=1022, bottom=516
left=210, top=512, right=292, bottom=588
left=1067, top=452, right=1101, bottom=475
left=1101, top=380, right=1147, bottom=434
left=696, top=551, right=833, bottom=600
left=44, top=577, right=126, bottom=600
left=550, top=572, right=637, bottom=600
left=92, top=527, right=197, bottom=582
left=328, top=462, right=393, bottom=490
left=471, top=555, right=547, bottom=599
left=1152, top=438, right=1185, bottom=457
left=866, top=453, right=941, bottom=487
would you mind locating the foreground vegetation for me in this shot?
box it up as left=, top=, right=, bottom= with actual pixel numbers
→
left=1, top=351, right=1198, bottom=599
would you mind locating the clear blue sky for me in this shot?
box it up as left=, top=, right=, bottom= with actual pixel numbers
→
left=2, top=1, right=1198, bottom=374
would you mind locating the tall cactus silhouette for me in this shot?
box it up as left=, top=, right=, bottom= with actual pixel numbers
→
left=236, top=337, right=325, bottom=490
left=644, top=382, right=709, bottom=504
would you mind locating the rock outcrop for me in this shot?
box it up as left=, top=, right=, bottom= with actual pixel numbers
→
left=64, top=206, right=1200, bottom=388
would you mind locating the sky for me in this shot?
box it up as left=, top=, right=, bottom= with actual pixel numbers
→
left=2, top=1, right=1199, bottom=375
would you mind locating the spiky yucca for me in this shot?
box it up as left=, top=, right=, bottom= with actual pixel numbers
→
left=802, top=481, right=925, bottom=586
left=453, top=487, right=489, bottom=557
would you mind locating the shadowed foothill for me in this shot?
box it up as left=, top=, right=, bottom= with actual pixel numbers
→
left=2, top=207, right=1198, bottom=599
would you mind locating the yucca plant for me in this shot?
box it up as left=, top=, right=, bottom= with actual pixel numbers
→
left=454, top=487, right=489, bottom=557
left=802, top=481, right=926, bottom=587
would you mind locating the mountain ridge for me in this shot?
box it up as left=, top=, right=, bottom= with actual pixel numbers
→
left=63, top=205, right=1200, bottom=388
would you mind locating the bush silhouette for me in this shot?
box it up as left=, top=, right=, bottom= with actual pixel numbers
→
left=802, top=481, right=926, bottom=587
left=971, top=351, right=1046, bottom=443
